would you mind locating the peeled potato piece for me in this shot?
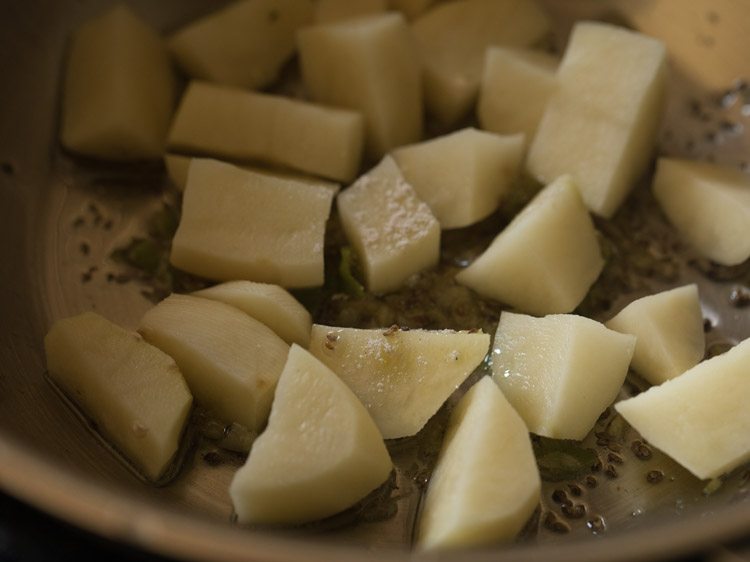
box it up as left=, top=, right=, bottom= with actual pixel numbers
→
left=61, top=5, right=175, bottom=160
left=606, top=285, right=705, bottom=385
left=169, top=0, right=313, bottom=90
left=229, top=344, right=392, bottom=524
left=168, top=81, right=364, bottom=182
left=170, top=159, right=334, bottom=288
left=492, top=312, right=636, bottom=440
left=309, top=324, right=490, bottom=439
left=616, top=337, right=750, bottom=480
left=193, top=281, right=312, bottom=347
left=336, top=156, right=440, bottom=294
left=389, top=0, right=436, bottom=20
left=44, top=312, right=192, bottom=481
left=418, top=377, right=540, bottom=550
left=139, top=294, right=289, bottom=432
left=314, top=0, right=388, bottom=23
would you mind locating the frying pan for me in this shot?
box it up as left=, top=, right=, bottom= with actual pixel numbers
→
left=0, top=0, right=749, bottom=560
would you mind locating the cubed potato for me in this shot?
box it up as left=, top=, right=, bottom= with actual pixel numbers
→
left=139, top=294, right=290, bottom=432
left=170, top=159, right=335, bottom=288
left=193, top=281, right=312, bottom=347
left=492, top=312, right=636, bottom=440
left=389, top=0, right=436, bottom=20
left=477, top=47, right=557, bottom=141
left=44, top=312, right=192, bottom=481
left=527, top=21, right=667, bottom=218
left=298, top=13, right=422, bottom=159
left=229, top=345, right=392, bottom=524
left=314, top=0, right=388, bottom=23
left=169, top=0, right=313, bottom=89
left=616, top=337, right=750, bottom=480
left=61, top=5, right=175, bottom=160
left=456, top=175, right=604, bottom=315
left=392, top=128, right=524, bottom=229
left=309, top=324, right=490, bottom=439
left=411, top=0, right=550, bottom=127
left=652, top=158, right=750, bottom=266
left=418, top=377, right=540, bottom=550
left=606, top=285, right=705, bottom=385
left=168, top=81, right=364, bottom=182
left=336, top=156, right=440, bottom=293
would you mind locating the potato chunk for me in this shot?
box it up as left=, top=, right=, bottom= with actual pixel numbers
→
left=314, top=0, right=387, bottom=23
left=139, top=294, right=289, bottom=432
left=170, top=159, right=334, bottom=288
left=492, top=312, right=636, bottom=440
left=193, top=281, right=312, bottom=347
left=392, top=128, right=524, bottom=229
left=527, top=22, right=667, bottom=218
left=44, top=312, right=192, bottom=481
left=456, top=175, right=604, bottom=315
left=169, top=0, right=313, bottom=89
left=298, top=13, right=422, bottom=158
left=411, top=0, right=550, bottom=127
left=61, top=5, right=175, bottom=160
left=168, top=81, right=364, bottom=182
left=336, top=156, right=440, bottom=294
left=309, top=324, right=489, bottom=439
left=616, top=337, right=750, bottom=479
left=606, top=285, right=705, bottom=385
left=229, top=345, right=392, bottom=524
left=418, top=377, right=540, bottom=550
left=652, top=158, right=750, bottom=266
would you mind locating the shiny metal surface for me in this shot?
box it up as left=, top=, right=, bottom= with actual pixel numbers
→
left=0, top=1, right=748, bottom=560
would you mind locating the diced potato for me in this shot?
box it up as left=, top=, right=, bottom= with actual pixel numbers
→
left=61, top=5, right=175, bottom=160
left=168, top=81, right=364, bottom=182
left=492, top=312, right=636, bottom=440
left=298, top=13, right=422, bottom=158
left=336, top=156, right=440, bottom=293
left=139, top=294, right=289, bottom=431
left=168, top=0, right=313, bottom=89
left=229, top=345, right=392, bottom=524
left=44, top=312, right=192, bottom=481
left=389, top=0, right=436, bottom=19
left=606, top=285, right=705, bottom=385
left=477, top=47, right=557, bottom=141
left=170, top=159, right=334, bottom=288
left=193, top=281, right=312, bottom=347
left=411, top=0, right=550, bottom=127
left=392, top=128, right=525, bottom=229
left=309, top=324, right=490, bottom=439
left=314, top=0, right=388, bottom=23
left=527, top=21, right=667, bottom=218
left=418, top=377, right=540, bottom=550
left=456, top=175, right=604, bottom=315
left=652, top=158, right=750, bottom=266
left=616, top=337, right=750, bottom=479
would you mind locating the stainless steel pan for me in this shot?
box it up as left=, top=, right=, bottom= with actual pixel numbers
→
left=0, top=1, right=748, bottom=560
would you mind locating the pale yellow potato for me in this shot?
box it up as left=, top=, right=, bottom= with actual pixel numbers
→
left=392, top=128, right=525, bottom=229
left=193, top=281, right=312, bottom=347
left=139, top=294, right=289, bottom=432
left=418, top=377, right=540, bottom=550
left=229, top=345, right=392, bottom=524
left=169, top=0, right=313, bottom=89
left=652, top=158, right=750, bottom=266
left=477, top=47, right=558, bottom=141
left=298, top=13, right=422, bottom=159
left=168, top=81, right=364, bottom=182
left=309, top=324, right=490, bottom=439
left=45, top=312, right=192, bottom=481
left=61, top=5, right=175, bottom=160
left=170, top=159, right=335, bottom=288
left=411, top=0, right=550, bottom=127
left=606, top=285, right=705, bottom=385
left=527, top=21, right=667, bottom=218
left=456, top=175, right=604, bottom=315
left=314, top=0, right=388, bottom=23
left=492, top=312, right=636, bottom=440
left=389, top=0, right=436, bottom=19
left=616, top=337, right=750, bottom=480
